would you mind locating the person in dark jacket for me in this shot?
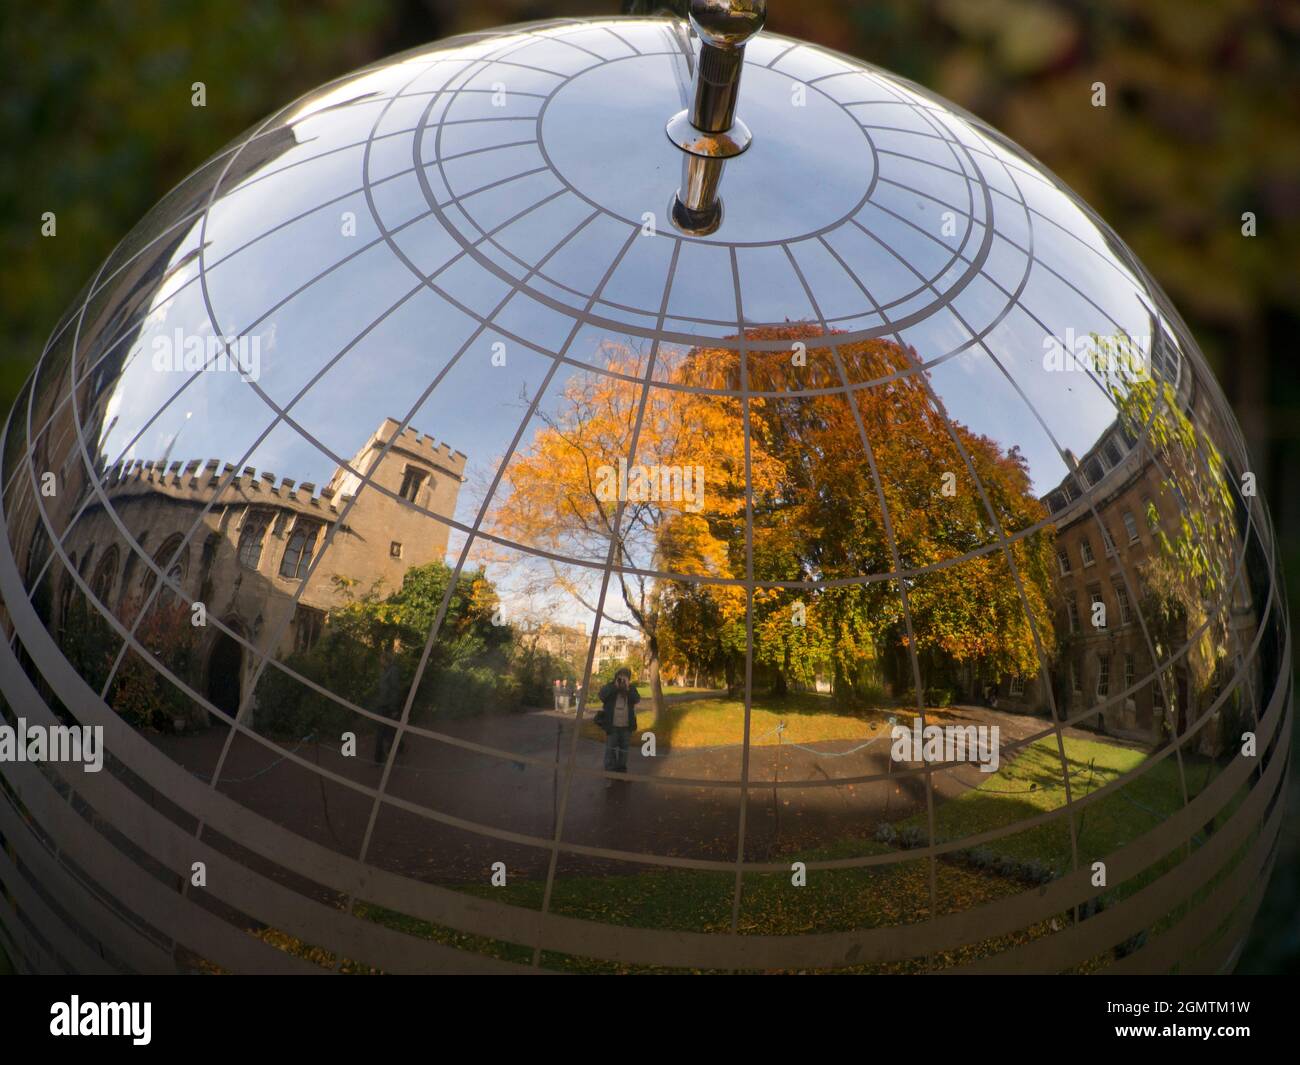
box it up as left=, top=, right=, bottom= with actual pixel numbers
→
left=594, top=668, right=639, bottom=787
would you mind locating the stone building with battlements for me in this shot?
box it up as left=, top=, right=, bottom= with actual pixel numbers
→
left=44, top=418, right=465, bottom=722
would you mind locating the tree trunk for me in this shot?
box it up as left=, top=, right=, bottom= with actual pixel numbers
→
left=774, top=646, right=792, bottom=697
left=833, top=663, right=854, bottom=707
left=647, top=635, right=665, bottom=717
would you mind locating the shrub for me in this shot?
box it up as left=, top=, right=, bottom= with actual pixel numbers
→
left=1021, top=859, right=1054, bottom=885
left=254, top=654, right=360, bottom=739
left=417, top=664, right=518, bottom=720
left=509, top=646, right=575, bottom=708
left=1079, top=895, right=1107, bottom=921
left=1116, top=928, right=1149, bottom=958
left=108, top=597, right=200, bottom=731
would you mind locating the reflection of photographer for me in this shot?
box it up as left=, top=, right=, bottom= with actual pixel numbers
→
left=595, top=668, right=640, bottom=789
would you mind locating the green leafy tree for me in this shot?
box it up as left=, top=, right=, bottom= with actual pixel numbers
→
left=255, top=561, right=516, bottom=737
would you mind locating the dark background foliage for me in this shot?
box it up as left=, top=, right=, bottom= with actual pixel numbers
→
left=1, top=0, right=1296, bottom=972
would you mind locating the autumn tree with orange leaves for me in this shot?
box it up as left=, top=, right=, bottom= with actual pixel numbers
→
left=489, top=325, right=1055, bottom=712
left=488, top=340, right=777, bottom=714
left=718, top=326, right=1052, bottom=699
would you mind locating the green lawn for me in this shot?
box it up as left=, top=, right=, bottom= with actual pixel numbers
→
left=895, top=734, right=1234, bottom=909
left=903, top=735, right=1211, bottom=856
left=350, top=841, right=1055, bottom=973
left=583, top=690, right=892, bottom=749
left=257, top=730, right=1229, bottom=973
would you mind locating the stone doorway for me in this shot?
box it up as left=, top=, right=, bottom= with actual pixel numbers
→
left=206, top=630, right=243, bottom=722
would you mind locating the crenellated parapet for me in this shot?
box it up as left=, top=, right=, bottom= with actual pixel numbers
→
left=372, top=417, right=468, bottom=480
left=101, top=456, right=345, bottom=518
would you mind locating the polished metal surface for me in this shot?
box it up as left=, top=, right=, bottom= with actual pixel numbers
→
left=667, top=0, right=765, bottom=150
left=666, top=0, right=764, bottom=227
left=670, top=152, right=726, bottom=234
left=665, top=108, right=752, bottom=159
left=0, top=15, right=1289, bottom=975
left=689, top=0, right=767, bottom=52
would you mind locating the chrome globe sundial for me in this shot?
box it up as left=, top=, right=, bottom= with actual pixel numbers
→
left=0, top=0, right=1288, bottom=976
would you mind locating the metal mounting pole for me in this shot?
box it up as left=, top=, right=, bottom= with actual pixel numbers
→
left=666, top=0, right=767, bottom=233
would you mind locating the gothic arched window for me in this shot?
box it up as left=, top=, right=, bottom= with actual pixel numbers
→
left=279, top=520, right=320, bottom=580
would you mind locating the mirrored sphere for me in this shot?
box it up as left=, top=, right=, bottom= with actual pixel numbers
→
left=0, top=16, right=1290, bottom=974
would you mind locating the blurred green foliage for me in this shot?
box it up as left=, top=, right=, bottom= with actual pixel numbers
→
left=1, top=0, right=1296, bottom=971
left=1, top=0, right=392, bottom=407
